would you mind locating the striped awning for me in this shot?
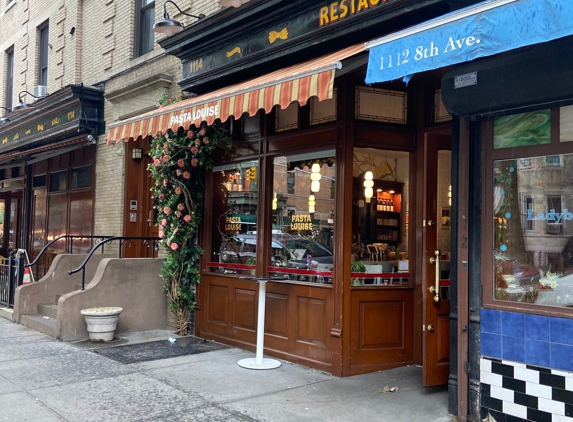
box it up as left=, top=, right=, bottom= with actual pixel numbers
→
left=107, top=43, right=365, bottom=144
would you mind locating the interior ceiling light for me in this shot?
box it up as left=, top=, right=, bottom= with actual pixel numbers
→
left=153, top=0, right=205, bottom=37
left=219, top=0, right=251, bottom=7
left=0, top=106, right=10, bottom=125
left=310, top=163, right=321, bottom=193
left=364, top=171, right=374, bottom=203
left=12, top=90, right=46, bottom=113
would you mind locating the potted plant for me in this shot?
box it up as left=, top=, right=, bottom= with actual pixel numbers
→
left=351, top=261, right=366, bottom=286
left=81, top=307, right=123, bottom=342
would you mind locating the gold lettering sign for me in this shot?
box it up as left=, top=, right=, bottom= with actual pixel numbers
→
left=37, top=124, right=44, bottom=131
left=291, top=214, right=312, bottom=231
left=319, top=0, right=388, bottom=27
left=25, top=129, right=31, bottom=135
left=2, top=137, right=7, bottom=144
left=13, top=133, right=19, bottom=140
left=51, top=117, right=60, bottom=126
left=225, top=216, right=242, bottom=232
left=68, top=110, right=75, bottom=120
left=188, top=58, right=204, bottom=75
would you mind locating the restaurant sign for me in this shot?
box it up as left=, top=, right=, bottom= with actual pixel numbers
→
left=0, top=108, right=81, bottom=146
left=183, top=0, right=396, bottom=80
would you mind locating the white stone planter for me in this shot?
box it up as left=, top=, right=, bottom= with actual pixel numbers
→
left=81, top=307, right=123, bottom=343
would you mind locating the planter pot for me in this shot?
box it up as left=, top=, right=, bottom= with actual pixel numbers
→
left=81, top=307, right=123, bottom=343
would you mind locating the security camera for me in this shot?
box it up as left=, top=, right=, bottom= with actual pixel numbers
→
left=87, top=134, right=97, bottom=145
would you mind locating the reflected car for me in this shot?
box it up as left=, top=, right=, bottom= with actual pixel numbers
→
left=494, top=251, right=542, bottom=303
left=220, top=233, right=333, bottom=270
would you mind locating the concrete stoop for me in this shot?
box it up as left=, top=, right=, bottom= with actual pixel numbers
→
left=19, top=313, right=57, bottom=337
left=14, top=256, right=168, bottom=342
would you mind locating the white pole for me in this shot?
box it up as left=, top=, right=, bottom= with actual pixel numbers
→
left=238, top=278, right=282, bottom=370
left=254, top=279, right=266, bottom=365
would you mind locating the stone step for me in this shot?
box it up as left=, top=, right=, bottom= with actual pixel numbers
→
left=19, top=313, right=57, bottom=338
left=37, top=303, right=57, bottom=319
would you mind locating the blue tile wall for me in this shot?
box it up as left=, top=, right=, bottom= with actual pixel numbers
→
left=481, top=309, right=573, bottom=372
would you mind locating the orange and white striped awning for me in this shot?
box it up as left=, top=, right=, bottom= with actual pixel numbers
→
left=107, top=43, right=365, bottom=144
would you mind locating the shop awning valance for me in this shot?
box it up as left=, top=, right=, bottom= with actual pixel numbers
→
left=365, top=0, right=573, bottom=84
left=107, top=43, right=365, bottom=144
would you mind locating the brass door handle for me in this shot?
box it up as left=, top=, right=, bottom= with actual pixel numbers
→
left=427, top=220, right=435, bottom=227
left=427, top=324, right=435, bottom=332
left=429, top=249, right=440, bottom=302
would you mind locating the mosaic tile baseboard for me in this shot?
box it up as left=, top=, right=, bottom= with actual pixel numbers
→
left=481, top=357, right=573, bottom=422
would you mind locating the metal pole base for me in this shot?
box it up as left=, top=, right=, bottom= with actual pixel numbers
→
left=237, top=357, right=282, bottom=370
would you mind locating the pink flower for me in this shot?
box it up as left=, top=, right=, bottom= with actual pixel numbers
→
left=177, top=159, right=185, bottom=168
left=177, top=203, right=185, bottom=211
left=183, top=171, right=191, bottom=179
left=158, top=230, right=165, bottom=238
left=163, top=206, right=172, bottom=215
left=187, top=130, right=195, bottom=139
left=167, top=98, right=172, bottom=104
left=170, top=242, right=179, bottom=251
left=161, top=218, right=168, bottom=227
left=162, top=155, right=170, bottom=162
left=153, top=158, right=161, bottom=167
left=190, top=146, right=199, bottom=155
left=158, top=193, right=165, bottom=199
left=175, top=187, right=182, bottom=195
left=183, top=214, right=192, bottom=223
left=175, top=211, right=182, bottom=218
left=191, top=158, right=198, bottom=167
left=200, top=128, right=207, bottom=136
left=203, top=136, right=209, bottom=144
left=173, top=228, right=179, bottom=235
left=163, top=178, right=169, bottom=187
left=176, top=169, right=182, bottom=176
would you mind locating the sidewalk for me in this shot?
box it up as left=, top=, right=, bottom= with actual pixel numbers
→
left=0, top=315, right=455, bottom=422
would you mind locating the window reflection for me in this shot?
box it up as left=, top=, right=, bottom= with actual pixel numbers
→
left=493, top=154, right=573, bottom=307
left=269, top=153, right=335, bottom=283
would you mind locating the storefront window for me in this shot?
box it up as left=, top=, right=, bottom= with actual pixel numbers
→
left=268, top=151, right=335, bottom=284
left=493, top=154, right=573, bottom=307
left=209, top=161, right=258, bottom=276
left=350, top=148, right=410, bottom=286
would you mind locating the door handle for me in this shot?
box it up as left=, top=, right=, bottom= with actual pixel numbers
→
left=148, top=210, right=155, bottom=227
left=427, top=324, right=435, bottom=332
left=429, top=249, right=441, bottom=302
left=427, top=220, right=436, bottom=227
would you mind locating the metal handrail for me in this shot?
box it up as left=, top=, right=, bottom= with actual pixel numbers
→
left=68, top=236, right=161, bottom=290
left=26, top=235, right=115, bottom=279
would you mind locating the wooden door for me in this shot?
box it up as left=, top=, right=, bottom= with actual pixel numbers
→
left=422, top=133, right=451, bottom=387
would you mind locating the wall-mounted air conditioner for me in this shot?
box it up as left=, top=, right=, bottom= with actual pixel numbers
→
left=33, top=85, right=48, bottom=98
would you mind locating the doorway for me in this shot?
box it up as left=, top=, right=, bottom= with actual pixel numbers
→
left=0, top=192, right=22, bottom=258
left=348, top=142, right=452, bottom=386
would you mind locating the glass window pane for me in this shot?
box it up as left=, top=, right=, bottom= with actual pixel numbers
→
left=269, top=153, right=335, bottom=283
left=33, top=174, right=46, bottom=188
left=49, top=170, right=67, bottom=192
left=494, top=110, right=551, bottom=149
left=209, top=161, right=258, bottom=276
left=71, top=166, right=92, bottom=189
left=493, top=154, right=573, bottom=307
left=350, top=148, right=410, bottom=287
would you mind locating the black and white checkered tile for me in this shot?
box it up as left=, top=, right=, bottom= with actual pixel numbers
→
left=481, top=357, right=573, bottom=422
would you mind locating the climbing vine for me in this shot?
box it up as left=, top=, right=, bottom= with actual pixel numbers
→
left=148, top=123, right=232, bottom=335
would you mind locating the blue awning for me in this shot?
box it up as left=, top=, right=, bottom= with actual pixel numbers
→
left=365, top=0, right=573, bottom=84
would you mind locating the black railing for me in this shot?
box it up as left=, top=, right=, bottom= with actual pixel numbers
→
left=27, top=235, right=115, bottom=280
left=0, top=252, right=24, bottom=308
left=68, top=236, right=161, bottom=290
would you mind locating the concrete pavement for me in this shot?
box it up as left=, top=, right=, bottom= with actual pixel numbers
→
left=0, top=315, right=455, bottom=422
